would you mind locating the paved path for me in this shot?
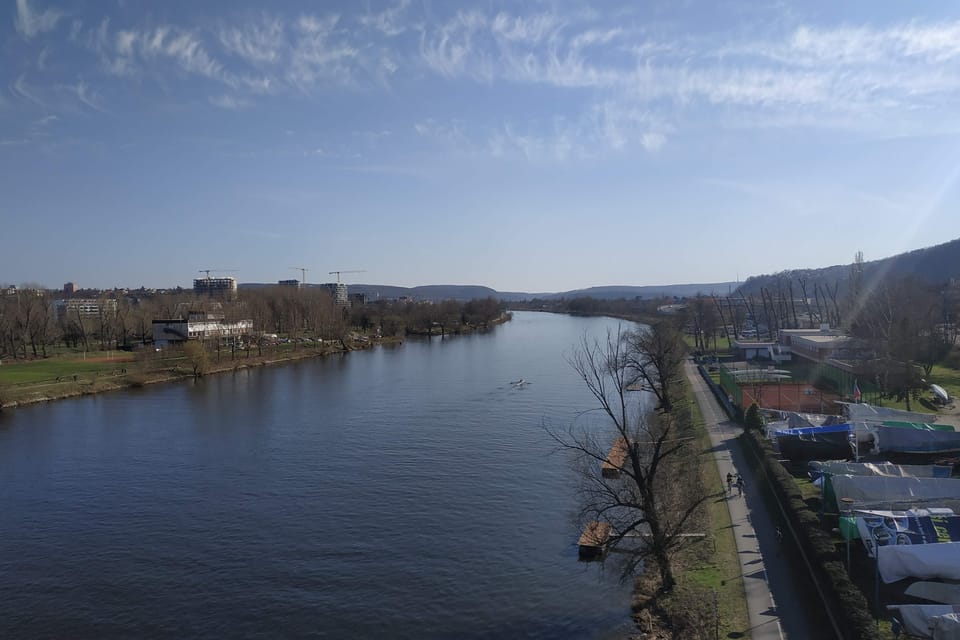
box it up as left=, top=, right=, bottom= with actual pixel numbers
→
left=686, top=361, right=820, bottom=640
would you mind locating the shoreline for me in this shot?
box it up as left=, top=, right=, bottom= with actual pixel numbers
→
left=0, top=337, right=398, bottom=410
left=0, top=313, right=512, bottom=410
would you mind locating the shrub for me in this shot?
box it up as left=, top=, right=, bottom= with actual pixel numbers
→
left=739, top=430, right=879, bottom=640
left=744, top=402, right=764, bottom=431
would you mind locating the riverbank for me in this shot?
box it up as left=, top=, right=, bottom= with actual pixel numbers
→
left=0, top=337, right=394, bottom=409
left=0, top=313, right=513, bottom=410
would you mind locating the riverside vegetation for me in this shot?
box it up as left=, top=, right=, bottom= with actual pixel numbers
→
left=549, top=317, right=748, bottom=638
left=0, top=287, right=506, bottom=408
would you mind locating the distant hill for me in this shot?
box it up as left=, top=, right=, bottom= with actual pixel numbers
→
left=551, top=283, right=737, bottom=300
left=350, top=284, right=500, bottom=301
left=240, top=281, right=737, bottom=301
left=737, top=237, right=960, bottom=295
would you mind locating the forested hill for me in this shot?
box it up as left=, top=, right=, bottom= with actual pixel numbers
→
left=736, top=237, right=960, bottom=295
left=239, top=282, right=736, bottom=301
left=337, top=282, right=735, bottom=301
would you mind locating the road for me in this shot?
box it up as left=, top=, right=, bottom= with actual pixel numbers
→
left=686, top=361, right=823, bottom=640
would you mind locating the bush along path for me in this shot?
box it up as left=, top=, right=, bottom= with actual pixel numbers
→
left=686, top=360, right=826, bottom=640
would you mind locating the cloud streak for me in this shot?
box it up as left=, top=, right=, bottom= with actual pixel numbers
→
left=13, top=5, right=960, bottom=158
left=14, top=0, right=62, bottom=39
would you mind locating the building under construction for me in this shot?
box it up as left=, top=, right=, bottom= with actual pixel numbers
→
left=193, top=277, right=237, bottom=299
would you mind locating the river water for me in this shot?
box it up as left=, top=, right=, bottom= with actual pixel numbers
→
left=0, top=311, right=635, bottom=639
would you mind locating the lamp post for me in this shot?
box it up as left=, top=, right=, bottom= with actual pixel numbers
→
left=874, top=530, right=891, bottom=625
left=840, top=497, right=855, bottom=571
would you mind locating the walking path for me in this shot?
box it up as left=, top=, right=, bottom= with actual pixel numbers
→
left=686, top=361, right=819, bottom=640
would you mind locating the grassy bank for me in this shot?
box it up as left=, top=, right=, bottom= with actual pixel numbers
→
left=0, top=338, right=400, bottom=409
left=0, top=313, right=513, bottom=410
left=655, top=376, right=750, bottom=638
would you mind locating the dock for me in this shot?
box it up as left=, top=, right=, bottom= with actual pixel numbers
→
left=578, top=521, right=612, bottom=559
left=601, top=437, right=629, bottom=478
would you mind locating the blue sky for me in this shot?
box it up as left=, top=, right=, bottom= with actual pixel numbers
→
left=4, top=0, right=960, bottom=292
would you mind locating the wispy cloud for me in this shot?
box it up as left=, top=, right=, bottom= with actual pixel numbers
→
left=10, top=74, right=47, bottom=107
left=419, top=10, right=490, bottom=79
left=57, top=80, right=108, bottom=113
left=144, top=27, right=223, bottom=79
left=14, top=0, right=62, bottom=39
left=485, top=103, right=672, bottom=161
left=413, top=119, right=468, bottom=146
left=359, top=0, right=410, bottom=37
left=219, top=15, right=284, bottom=64
left=488, top=122, right=577, bottom=162
left=209, top=94, right=248, bottom=110
left=13, top=5, right=960, bottom=159
left=81, top=20, right=225, bottom=82
left=287, top=14, right=360, bottom=89
left=490, top=11, right=561, bottom=44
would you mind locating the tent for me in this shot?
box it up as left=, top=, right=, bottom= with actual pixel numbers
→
left=878, top=542, right=960, bottom=583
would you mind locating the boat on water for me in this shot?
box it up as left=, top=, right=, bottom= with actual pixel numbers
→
left=774, top=423, right=856, bottom=461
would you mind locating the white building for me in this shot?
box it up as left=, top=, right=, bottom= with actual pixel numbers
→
left=152, top=316, right=253, bottom=346
left=54, top=298, right=118, bottom=319
left=778, top=326, right=850, bottom=363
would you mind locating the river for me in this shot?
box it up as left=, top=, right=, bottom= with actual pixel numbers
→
left=0, top=311, right=635, bottom=639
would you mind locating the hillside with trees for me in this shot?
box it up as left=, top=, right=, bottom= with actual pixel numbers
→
left=737, top=236, right=960, bottom=297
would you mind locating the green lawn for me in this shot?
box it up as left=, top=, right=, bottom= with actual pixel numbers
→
left=0, top=355, right=134, bottom=385
left=682, top=334, right=732, bottom=354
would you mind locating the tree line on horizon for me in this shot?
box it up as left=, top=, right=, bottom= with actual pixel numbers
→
left=0, top=286, right=505, bottom=361
left=521, top=253, right=960, bottom=409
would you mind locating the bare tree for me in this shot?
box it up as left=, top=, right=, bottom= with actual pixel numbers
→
left=787, top=279, right=799, bottom=329
left=182, top=341, right=208, bottom=378
left=550, top=326, right=707, bottom=593
left=625, top=320, right=686, bottom=413
left=848, top=276, right=943, bottom=409
left=798, top=278, right=818, bottom=326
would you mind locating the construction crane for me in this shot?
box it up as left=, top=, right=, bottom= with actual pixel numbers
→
left=328, top=270, right=366, bottom=283
left=198, top=269, right=237, bottom=279
left=289, top=267, right=310, bottom=285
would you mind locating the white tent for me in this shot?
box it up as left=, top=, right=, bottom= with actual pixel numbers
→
left=878, top=542, right=960, bottom=584
left=831, top=475, right=960, bottom=512
left=811, top=461, right=950, bottom=478
left=895, top=605, right=960, bottom=638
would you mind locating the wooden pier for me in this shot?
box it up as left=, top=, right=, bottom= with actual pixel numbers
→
left=601, top=437, right=629, bottom=478
left=578, top=521, right=612, bottom=559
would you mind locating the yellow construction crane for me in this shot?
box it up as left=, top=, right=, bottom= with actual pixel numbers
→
left=328, top=270, right=366, bottom=283
left=289, top=267, right=310, bottom=284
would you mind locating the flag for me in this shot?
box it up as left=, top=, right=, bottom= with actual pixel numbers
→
left=853, top=380, right=862, bottom=402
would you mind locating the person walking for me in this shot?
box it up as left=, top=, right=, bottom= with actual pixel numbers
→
left=726, top=472, right=733, bottom=495
left=736, top=475, right=745, bottom=497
